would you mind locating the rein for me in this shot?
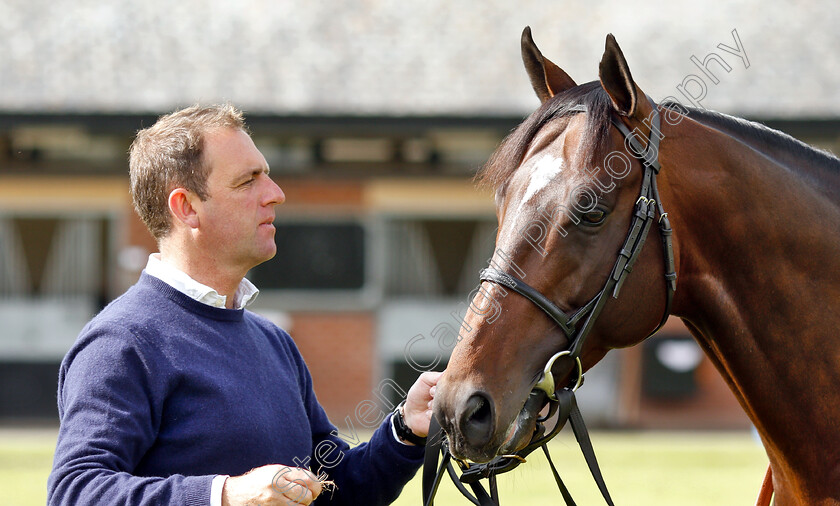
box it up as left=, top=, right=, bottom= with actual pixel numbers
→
left=422, top=97, right=677, bottom=506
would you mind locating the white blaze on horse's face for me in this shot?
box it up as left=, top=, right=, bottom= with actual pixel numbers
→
left=515, top=154, right=565, bottom=214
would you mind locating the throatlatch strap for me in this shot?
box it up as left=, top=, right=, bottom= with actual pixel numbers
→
left=423, top=415, right=448, bottom=506
left=567, top=394, right=616, bottom=506
left=542, top=445, right=577, bottom=506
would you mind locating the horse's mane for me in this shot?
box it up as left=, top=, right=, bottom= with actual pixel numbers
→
left=478, top=85, right=840, bottom=198
left=477, top=81, right=615, bottom=195
left=664, top=102, right=840, bottom=172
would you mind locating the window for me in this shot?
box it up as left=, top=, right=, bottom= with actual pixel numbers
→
left=249, top=221, right=366, bottom=291
left=0, top=214, right=112, bottom=360
left=384, top=218, right=497, bottom=297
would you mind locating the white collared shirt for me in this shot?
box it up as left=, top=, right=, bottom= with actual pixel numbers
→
left=143, top=253, right=258, bottom=505
left=144, top=253, right=259, bottom=310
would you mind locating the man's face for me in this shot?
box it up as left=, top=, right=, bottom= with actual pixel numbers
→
left=196, top=127, right=285, bottom=273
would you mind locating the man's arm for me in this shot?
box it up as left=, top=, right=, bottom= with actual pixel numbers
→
left=47, top=330, right=213, bottom=506
left=213, top=373, right=443, bottom=506
left=305, top=371, right=441, bottom=505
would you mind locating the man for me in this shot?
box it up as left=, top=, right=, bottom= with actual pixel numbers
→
left=47, top=104, right=440, bottom=505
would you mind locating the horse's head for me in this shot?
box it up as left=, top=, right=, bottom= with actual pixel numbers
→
left=434, top=29, right=677, bottom=462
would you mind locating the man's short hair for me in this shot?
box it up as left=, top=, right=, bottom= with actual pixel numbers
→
left=129, top=103, right=247, bottom=240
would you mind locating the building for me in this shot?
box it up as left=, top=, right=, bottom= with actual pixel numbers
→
left=1, top=0, right=838, bottom=428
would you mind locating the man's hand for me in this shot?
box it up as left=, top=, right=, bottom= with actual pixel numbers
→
left=403, top=371, right=443, bottom=437
left=222, top=464, right=322, bottom=506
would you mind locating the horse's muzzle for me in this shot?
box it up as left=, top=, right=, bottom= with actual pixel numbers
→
left=458, top=391, right=495, bottom=450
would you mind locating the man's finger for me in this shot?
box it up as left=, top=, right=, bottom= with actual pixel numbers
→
left=272, top=466, right=322, bottom=502
left=420, top=371, right=443, bottom=388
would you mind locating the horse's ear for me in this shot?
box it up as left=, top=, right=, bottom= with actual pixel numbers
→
left=599, top=34, right=639, bottom=116
left=521, top=26, right=577, bottom=103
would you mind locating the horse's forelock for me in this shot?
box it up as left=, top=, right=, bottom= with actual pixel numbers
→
left=477, top=82, right=615, bottom=198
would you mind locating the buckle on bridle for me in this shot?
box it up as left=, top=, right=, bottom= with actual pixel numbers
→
left=531, top=350, right=583, bottom=400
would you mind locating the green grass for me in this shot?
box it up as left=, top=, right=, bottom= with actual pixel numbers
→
left=0, top=428, right=57, bottom=506
left=6, top=428, right=768, bottom=506
left=393, top=431, right=769, bottom=506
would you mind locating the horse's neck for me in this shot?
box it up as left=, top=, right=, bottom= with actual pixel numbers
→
left=684, top=109, right=840, bottom=202
left=662, top=117, right=840, bottom=496
left=665, top=116, right=840, bottom=330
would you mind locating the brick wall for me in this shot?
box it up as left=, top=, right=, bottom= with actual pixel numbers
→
left=287, top=312, right=378, bottom=423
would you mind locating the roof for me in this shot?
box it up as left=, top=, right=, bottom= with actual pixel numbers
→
left=0, top=0, right=837, bottom=118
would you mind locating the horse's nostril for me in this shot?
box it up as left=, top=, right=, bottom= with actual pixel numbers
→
left=459, top=392, right=495, bottom=448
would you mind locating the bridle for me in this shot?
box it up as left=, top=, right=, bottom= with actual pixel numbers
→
left=422, top=96, right=677, bottom=506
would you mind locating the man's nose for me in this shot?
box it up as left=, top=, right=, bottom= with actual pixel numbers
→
left=266, top=177, right=285, bottom=205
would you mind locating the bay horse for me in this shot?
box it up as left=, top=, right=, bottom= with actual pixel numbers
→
left=433, top=28, right=840, bottom=505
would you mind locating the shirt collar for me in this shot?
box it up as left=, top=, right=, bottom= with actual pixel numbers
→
left=144, top=253, right=259, bottom=309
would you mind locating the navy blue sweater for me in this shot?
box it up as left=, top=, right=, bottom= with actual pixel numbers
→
left=48, top=273, right=423, bottom=505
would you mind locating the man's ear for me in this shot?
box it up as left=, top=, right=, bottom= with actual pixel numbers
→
left=167, top=188, right=200, bottom=229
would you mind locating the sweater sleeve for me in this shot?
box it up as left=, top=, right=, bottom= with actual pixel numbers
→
left=285, top=335, right=425, bottom=506
left=47, top=326, right=214, bottom=506
left=312, top=414, right=425, bottom=506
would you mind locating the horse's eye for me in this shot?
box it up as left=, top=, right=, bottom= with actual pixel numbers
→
left=581, top=209, right=607, bottom=226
